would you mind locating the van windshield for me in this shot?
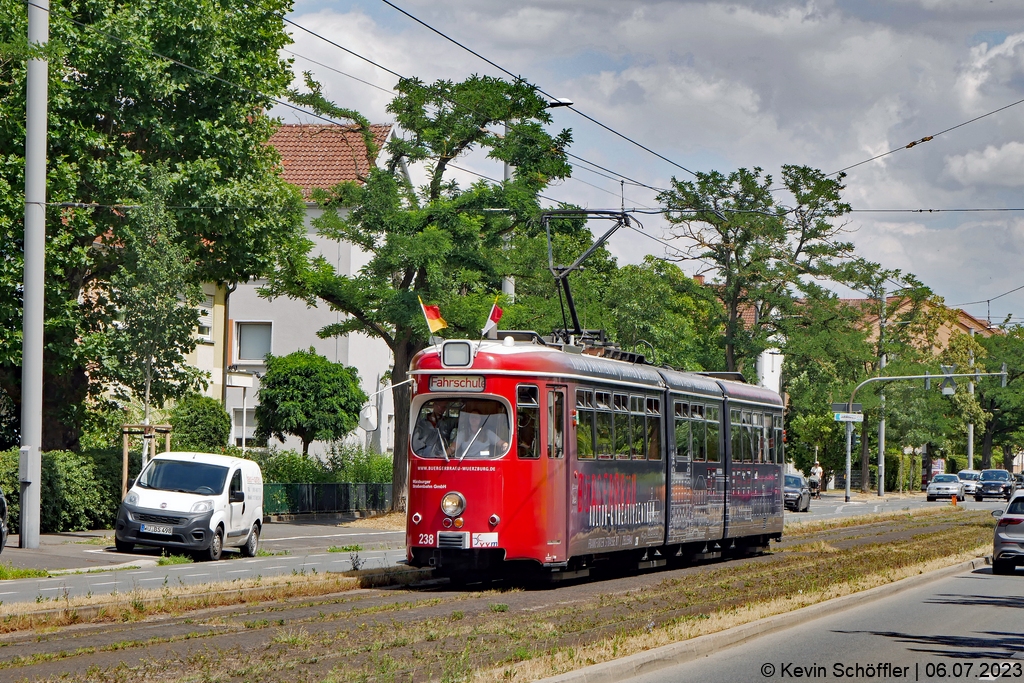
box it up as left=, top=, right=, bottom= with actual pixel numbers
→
left=137, top=460, right=229, bottom=495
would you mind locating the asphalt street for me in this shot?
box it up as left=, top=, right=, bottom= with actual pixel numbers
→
left=0, top=494, right=1005, bottom=606
left=622, top=563, right=1023, bottom=683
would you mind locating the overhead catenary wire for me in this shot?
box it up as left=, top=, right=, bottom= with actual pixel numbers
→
left=828, top=94, right=1024, bottom=177
left=376, top=0, right=699, bottom=178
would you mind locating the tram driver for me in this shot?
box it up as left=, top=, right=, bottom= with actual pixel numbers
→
left=452, top=400, right=509, bottom=459
left=412, top=400, right=456, bottom=458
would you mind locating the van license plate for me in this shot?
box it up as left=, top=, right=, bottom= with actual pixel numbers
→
left=141, top=524, right=172, bottom=535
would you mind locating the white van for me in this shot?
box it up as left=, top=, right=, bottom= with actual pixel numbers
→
left=115, top=452, right=263, bottom=561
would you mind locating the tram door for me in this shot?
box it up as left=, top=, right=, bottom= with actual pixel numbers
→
left=544, top=386, right=568, bottom=563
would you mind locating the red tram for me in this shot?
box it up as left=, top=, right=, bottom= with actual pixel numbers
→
left=405, top=334, right=784, bottom=581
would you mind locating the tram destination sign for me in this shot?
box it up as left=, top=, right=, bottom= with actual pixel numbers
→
left=429, top=375, right=486, bottom=392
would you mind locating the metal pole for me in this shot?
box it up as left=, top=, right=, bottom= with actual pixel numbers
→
left=501, top=121, right=515, bottom=302
left=878, top=287, right=886, bottom=497
left=845, top=421, right=853, bottom=503
left=241, top=386, right=247, bottom=455
left=968, top=327, right=975, bottom=470
left=19, top=0, right=49, bottom=550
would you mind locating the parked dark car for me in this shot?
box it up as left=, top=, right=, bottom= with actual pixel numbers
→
left=0, top=485, right=7, bottom=554
left=976, top=469, right=1013, bottom=501
left=784, top=474, right=811, bottom=512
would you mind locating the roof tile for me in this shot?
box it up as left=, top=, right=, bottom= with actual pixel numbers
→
left=268, top=123, right=392, bottom=197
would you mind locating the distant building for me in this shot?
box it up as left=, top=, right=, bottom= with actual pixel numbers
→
left=222, top=123, right=399, bottom=456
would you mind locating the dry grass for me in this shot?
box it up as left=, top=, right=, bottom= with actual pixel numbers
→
left=783, top=505, right=949, bottom=536
left=341, top=511, right=406, bottom=531
left=0, top=565, right=430, bottom=635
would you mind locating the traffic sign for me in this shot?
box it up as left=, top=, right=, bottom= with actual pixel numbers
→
left=831, top=403, right=862, bottom=413
left=834, top=412, right=864, bottom=422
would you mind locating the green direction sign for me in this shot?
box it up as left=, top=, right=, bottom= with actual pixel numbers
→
left=834, top=412, right=864, bottom=423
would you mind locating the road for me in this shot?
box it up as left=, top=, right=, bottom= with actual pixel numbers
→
left=0, top=494, right=1002, bottom=605
left=794, top=491, right=1005, bottom=523
left=624, top=563, right=1022, bottom=683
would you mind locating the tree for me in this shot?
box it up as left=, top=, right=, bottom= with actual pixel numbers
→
left=658, top=166, right=856, bottom=375
left=254, top=349, right=367, bottom=455
left=100, top=169, right=208, bottom=448
left=0, top=0, right=304, bottom=450
left=265, top=75, right=572, bottom=508
left=170, top=394, right=231, bottom=452
left=976, top=327, right=1024, bottom=468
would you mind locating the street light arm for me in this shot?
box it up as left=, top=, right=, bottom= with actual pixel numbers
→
left=848, top=371, right=1008, bottom=409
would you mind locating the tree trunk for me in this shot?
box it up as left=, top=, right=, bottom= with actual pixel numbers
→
left=981, top=424, right=994, bottom=470
left=390, top=334, right=423, bottom=513
left=1001, top=443, right=1012, bottom=471
left=859, top=418, right=870, bottom=493
left=302, top=436, right=311, bottom=455
left=41, top=364, right=88, bottom=451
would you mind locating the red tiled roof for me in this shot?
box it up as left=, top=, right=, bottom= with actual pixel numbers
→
left=268, top=123, right=392, bottom=198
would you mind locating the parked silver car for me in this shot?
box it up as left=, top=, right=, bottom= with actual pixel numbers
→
left=958, top=469, right=981, bottom=496
left=992, top=493, right=1024, bottom=575
left=926, top=473, right=964, bottom=502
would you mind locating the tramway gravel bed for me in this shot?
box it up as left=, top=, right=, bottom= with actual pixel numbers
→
left=5, top=508, right=993, bottom=683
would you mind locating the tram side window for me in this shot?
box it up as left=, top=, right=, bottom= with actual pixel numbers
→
left=674, top=402, right=690, bottom=461
left=516, top=386, right=540, bottom=459
left=646, top=397, right=661, bottom=461
left=751, top=413, right=764, bottom=463
left=548, top=390, right=565, bottom=459
left=614, top=394, right=630, bottom=460
left=630, top=396, right=646, bottom=459
left=773, top=414, right=784, bottom=464
left=742, top=410, right=754, bottom=463
left=595, top=391, right=613, bottom=459
left=706, top=406, right=720, bottom=462
left=692, top=404, right=706, bottom=462
left=730, top=409, right=742, bottom=463
left=575, top=389, right=595, bottom=460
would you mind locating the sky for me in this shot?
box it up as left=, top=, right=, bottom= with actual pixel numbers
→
left=277, top=0, right=1024, bottom=326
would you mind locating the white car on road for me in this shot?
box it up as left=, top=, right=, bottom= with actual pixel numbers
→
left=958, top=469, right=981, bottom=496
left=926, top=474, right=964, bottom=502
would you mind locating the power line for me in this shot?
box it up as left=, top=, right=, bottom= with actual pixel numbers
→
left=829, top=94, right=1024, bottom=177
left=851, top=208, right=1024, bottom=213
left=952, top=283, right=1024, bottom=307
left=376, top=0, right=699, bottom=178
left=283, top=13, right=673, bottom=205
left=282, top=49, right=396, bottom=96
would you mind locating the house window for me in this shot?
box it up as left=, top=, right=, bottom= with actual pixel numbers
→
left=237, top=322, right=272, bottom=362
left=197, top=295, right=214, bottom=343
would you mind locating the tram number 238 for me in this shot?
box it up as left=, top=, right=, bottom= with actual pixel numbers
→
left=418, top=533, right=435, bottom=545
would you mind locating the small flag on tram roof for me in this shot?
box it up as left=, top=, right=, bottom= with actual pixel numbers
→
left=418, top=296, right=447, bottom=334
left=481, top=296, right=503, bottom=335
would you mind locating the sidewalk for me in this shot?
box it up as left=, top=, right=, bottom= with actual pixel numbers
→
left=1, top=531, right=157, bottom=572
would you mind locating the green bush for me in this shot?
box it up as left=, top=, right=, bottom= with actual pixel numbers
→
left=170, top=394, right=231, bottom=451
left=0, top=449, right=106, bottom=532
left=242, top=445, right=392, bottom=484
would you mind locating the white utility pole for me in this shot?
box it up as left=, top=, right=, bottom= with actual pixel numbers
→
left=501, top=121, right=515, bottom=302
left=967, top=327, right=975, bottom=470
left=878, top=287, right=886, bottom=497
left=19, top=0, right=49, bottom=549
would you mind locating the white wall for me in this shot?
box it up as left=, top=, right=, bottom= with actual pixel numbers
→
left=224, top=206, right=395, bottom=457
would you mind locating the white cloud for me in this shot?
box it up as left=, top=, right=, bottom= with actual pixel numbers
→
left=945, top=141, right=1024, bottom=187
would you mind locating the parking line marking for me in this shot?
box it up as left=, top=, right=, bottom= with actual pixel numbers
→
left=184, top=573, right=210, bottom=578
left=138, top=577, right=165, bottom=582
left=92, top=582, right=117, bottom=586
left=226, top=570, right=250, bottom=574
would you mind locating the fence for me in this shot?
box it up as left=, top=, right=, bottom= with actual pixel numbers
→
left=263, top=483, right=392, bottom=515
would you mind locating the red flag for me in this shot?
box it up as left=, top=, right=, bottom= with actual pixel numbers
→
left=481, top=296, right=503, bottom=335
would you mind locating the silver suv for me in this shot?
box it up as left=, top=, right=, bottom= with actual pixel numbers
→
left=992, top=494, right=1024, bottom=575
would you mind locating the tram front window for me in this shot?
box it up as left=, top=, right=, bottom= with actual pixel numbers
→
left=412, top=399, right=510, bottom=459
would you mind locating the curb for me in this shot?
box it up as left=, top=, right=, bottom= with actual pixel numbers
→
left=537, top=556, right=989, bottom=683
left=48, top=557, right=159, bottom=576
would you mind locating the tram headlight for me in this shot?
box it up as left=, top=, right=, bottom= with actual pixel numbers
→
left=441, top=491, right=466, bottom=517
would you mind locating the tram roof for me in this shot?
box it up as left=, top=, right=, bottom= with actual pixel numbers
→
left=414, top=339, right=778, bottom=404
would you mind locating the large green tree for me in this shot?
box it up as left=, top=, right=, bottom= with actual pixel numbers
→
left=265, top=75, right=573, bottom=508
left=0, top=0, right=304, bottom=450
left=658, top=166, right=856, bottom=375
left=976, top=327, right=1024, bottom=468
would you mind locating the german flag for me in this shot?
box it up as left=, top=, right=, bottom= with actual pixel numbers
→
left=418, top=296, right=447, bottom=334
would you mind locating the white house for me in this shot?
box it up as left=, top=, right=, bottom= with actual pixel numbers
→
left=223, top=123, right=398, bottom=456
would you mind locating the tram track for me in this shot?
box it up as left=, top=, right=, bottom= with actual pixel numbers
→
left=1, top=507, right=993, bottom=683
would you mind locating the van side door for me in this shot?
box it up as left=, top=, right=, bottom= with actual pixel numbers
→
left=228, top=469, right=245, bottom=536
